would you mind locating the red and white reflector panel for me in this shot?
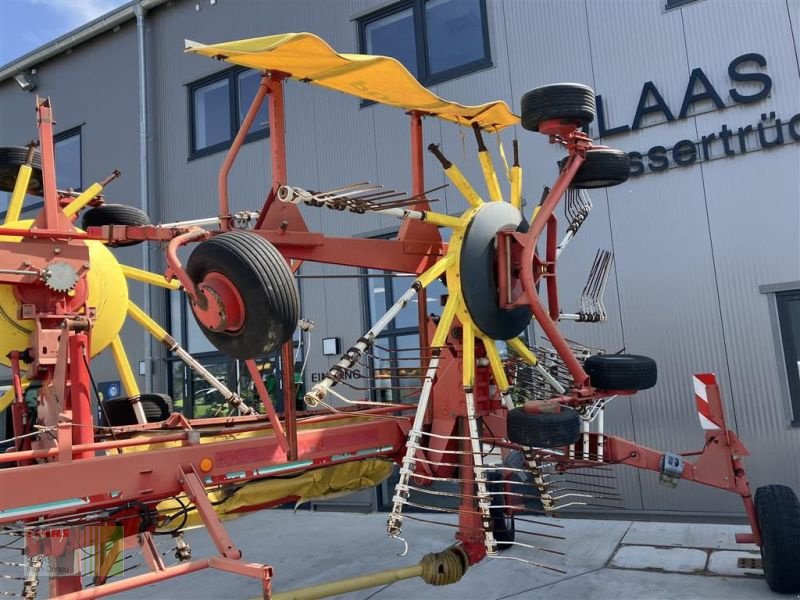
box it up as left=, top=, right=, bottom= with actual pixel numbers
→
left=693, top=373, right=721, bottom=430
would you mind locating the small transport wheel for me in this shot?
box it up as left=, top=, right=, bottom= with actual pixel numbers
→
left=187, top=231, right=299, bottom=360
left=486, top=470, right=515, bottom=550
left=560, top=148, right=631, bottom=189
left=0, top=146, right=43, bottom=196
left=507, top=407, right=581, bottom=448
left=100, top=393, right=173, bottom=426
left=584, top=354, right=657, bottom=391
left=521, top=83, right=596, bottom=133
left=755, top=484, right=800, bottom=593
left=81, top=204, right=152, bottom=247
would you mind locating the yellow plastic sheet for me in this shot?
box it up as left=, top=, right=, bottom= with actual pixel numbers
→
left=156, top=459, right=393, bottom=529
left=185, top=32, right=519, bottom=130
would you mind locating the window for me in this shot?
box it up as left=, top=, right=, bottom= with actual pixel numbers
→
left=188, top=68, right=268, bottom=159
left=55, top=127, right=82, bottom=191
left=165, top=291, right=303, bottom=417
left=777, top=291, right=800, bottom=425
left=364, top=257, right=447, bottom=405
left=0, top=127, right=81, bottom=220
left=358, top=0, right=491, bottom=87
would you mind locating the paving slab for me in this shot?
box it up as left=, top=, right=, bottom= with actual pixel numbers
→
left=525, top=567, right=777, bottom=600
left=610, top=545, right=708, bottom=573
left=707, top=550, right=763, bottom=577
left=622, top=521, right=756, bottom=551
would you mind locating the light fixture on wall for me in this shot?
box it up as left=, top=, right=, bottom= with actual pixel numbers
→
left=322, top=337, right=340, bottom=356
left=13, top=70, right=37, bottom=92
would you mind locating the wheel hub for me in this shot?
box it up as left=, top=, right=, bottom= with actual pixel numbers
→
left=459, top=202, right=532, bottom=340
left=194, top=272, right=245, bottom=333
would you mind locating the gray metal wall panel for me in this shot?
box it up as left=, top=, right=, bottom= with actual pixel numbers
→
left=501, top=0, right=643, bottom=510
left=584, top=0, right=741, bottom=513
left=680, top=0, right=800, bottom=493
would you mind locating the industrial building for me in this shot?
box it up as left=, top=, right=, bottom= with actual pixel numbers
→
left=0, top=0, right=798, bottom=519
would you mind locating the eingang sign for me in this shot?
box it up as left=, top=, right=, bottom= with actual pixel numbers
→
left=595, top=53, right=798, bottom=177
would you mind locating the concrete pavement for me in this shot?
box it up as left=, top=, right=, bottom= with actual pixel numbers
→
left=101, top=510, right=775, bottom=600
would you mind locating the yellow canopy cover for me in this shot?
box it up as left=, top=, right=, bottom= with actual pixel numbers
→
left=185, top=32, right=519, bottom=130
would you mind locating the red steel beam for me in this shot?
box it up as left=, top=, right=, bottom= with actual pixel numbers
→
left=0, top=418, right=407, bottom=518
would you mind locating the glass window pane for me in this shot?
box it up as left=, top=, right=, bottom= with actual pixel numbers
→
left=395, top=333, right=422, bottom=404
left=238, top=357, right=281, bottom=413
left=364, top=7, right=418, bottom=77
left=393, top=276, right=422, bottom=329
left=171, top=362, right=185, bottom=415
left=55, top=131, right=81, bottom=191
left=186, top=308, right=217, bottom=354
left=367, top=269, right=388, bottom=323
left=425, top=0, right=486, bottom=76
left=782, top=296, right=800, bottom=377
left=237, top=70, right=268, bottom=135
left=193, top=77, right=231, bottom=150
left=168, top=291, right=184, bottom=346
left=371, top=343, right=395, bottom=403
left=191, top=360, right=229, bottom=418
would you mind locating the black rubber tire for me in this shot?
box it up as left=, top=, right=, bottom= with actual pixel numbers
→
left=0, top=146, right=43, bottom=196
left=560, top=148, right=631, bottom=189
left=81, top=204, right=152, bottom=247
left=187, top=231, right=299, bottom=360
left=755, top=485, right=800, bottom=593
left=521, top=83, right=595, bottom=133
left=486, top=470, right=515, bottom=550
left=507, top=407, right=581, bottom=448
left=100, top=393, right=173, bottom=426
left=584, top=354, right=657, bottom=391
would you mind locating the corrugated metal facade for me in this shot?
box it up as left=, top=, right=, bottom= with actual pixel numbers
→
left=0, top=0, right=798, bottom=517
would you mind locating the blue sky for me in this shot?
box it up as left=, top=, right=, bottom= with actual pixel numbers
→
left=0, top=0, right=129, bottom=66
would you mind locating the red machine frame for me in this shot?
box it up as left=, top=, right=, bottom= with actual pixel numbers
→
left=0, top=74, right=762, bottom=599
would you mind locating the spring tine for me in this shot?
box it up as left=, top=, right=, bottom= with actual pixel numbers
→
left=402, top=514, right=461, bottom=529
left=513, top=516, right=564, bottom=529
left=488, top=555, right=567, bottom=574
left=513, top=529, right=566, bottom=541
left=502, top=541, right=565, bottom=557
left=550, top=479, right=619, bottom=491
left=318, top=181, right=373, bottom=194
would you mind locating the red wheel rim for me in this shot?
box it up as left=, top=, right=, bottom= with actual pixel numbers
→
left=193, top=271, right=246, bottom=333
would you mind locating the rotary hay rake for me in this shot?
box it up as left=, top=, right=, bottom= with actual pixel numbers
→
left=0, top=32, right=797, bottom=599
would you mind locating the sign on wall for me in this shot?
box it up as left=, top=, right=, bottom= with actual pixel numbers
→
left=596, top=53, right=799, bottom=176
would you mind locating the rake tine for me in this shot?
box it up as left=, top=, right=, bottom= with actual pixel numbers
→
left=488, top=555, right=567, bottom=574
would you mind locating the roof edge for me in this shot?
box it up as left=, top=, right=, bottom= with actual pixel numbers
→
left=0, top=0, right=168, bottom=84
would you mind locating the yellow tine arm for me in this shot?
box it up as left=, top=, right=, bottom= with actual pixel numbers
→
left=431, top=289, right=460, bottom=348
left=472, top=124, right=502, bottom=202
left=478, top=151, right=503, bottom=202
left=0, top=379, right=30, bottom=412
left=510, top=165, right=522, bottom=210
left=429, top=143, right=483, bottom=208
left=481, top=335, right=510, bottom=392
left=506, top=337, right=540, bottom=366
left=127, top=301, right=171, bottom=344
left=63, top=182, right=103, bottom=218
left=422, top=211, right=465, bottom=230
left=462, top=320, right=475, bottom=388
left=416, top=254, right=453, bottom=289
left=110, top=335, right=141, bottom=397
left=6, top=164, right=32, bottom=224
left=444, top=164, right=483, bottom=208
left=121, top=265, right=181, bottom=290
